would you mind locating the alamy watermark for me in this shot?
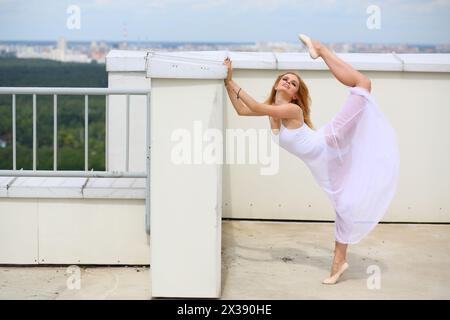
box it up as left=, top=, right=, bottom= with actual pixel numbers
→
left=67, top=5, right=81, bottom=30
left=366, top=5, right=381, bottom=30
left=366, top=264, right=381, bottom=290
left=66, top=265, right=81, bottom=290
left=170, top=121, right=280, bottom=175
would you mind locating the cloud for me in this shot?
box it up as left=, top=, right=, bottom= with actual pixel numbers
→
left=407, top=0, right=450, bottom=12
left=94, top=0, right=113, bottom=5
left=90, top=0, right=340, bottom=12
left=1, top=0, right=448, bottom=43
left=377, top=0, right=450, bottom=13
left=183, top=0, right=339, bottom=12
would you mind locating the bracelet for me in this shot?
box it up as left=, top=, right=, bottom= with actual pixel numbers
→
left=237, top=88, right=242, bottom=100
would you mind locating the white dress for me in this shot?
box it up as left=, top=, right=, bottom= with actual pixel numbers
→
left=271, top=86, right=400, bottom=244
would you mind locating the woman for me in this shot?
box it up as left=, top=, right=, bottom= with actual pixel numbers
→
left=223, top=35, right=399, bottom=285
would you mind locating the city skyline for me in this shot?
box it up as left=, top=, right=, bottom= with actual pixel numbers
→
left=0, top=0, right=449, bottom=45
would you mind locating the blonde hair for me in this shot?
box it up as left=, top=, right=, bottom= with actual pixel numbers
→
left=264, top=72, right=313, bottom=129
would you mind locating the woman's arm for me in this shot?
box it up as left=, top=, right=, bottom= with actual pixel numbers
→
left=226, top=78, right=281, bottom=129
left=225, top=80, right=266, bottom=116
left=223, top=59, right=300, bottom=119
left=223, top=58, right=265, bottom=116
left=236, top=87, right=300, bottom=119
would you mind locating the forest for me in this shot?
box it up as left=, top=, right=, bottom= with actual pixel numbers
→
left=0, top=58, right=108, bottom=170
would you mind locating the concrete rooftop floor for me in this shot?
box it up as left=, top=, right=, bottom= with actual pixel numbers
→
left=0, top=220, right=449, bottom=299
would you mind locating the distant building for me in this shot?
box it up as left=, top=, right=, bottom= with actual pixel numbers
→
left=55, top=36, right=66, bottom=61
left=4, top=39, right=450, bottom=65
left=0, top=138, right=7, bottom=148
left=57, top=36, right=66, bottom=52
left=15, top=37, right=91, bottom=63
left=90, top=40, right=97, bottom=51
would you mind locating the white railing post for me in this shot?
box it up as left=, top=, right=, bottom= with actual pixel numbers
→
left=105, top=95, right=109, bottom=172
left=53, top=94, right=57, bottom=171
left=84, top=95, right=89, bottom=171
left=32, top=94, right=36, bottom=171
left=125, top=94, right=130, bottom=172
left=12, top=94, right=16, bottom=170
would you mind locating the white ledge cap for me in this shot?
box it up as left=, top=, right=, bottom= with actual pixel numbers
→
left=106, top=50, right=450, bottom=76
left=106, top=50, right=148, bottom=72
left=396, top=53, right=450, bottom=72
left=0, top=176, right=145, bottom=199
left=146, top=51, right=228, bottom=79
left=227, top=52, right=277, bottom=69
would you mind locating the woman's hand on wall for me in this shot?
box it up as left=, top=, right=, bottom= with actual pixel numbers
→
left=223, top=57, right=233, bottom=85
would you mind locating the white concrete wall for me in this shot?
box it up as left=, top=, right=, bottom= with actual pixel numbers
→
left=149, top=78, right=223, bottom=298
left=1, top=52, right=449, bottom=268
left=0, top=198, right=148, bottom=265
left=223, top=69, right=450, bottom=223
left=106, top=68, right=450, bottom=223
left=0, top=199, right=38, bottom=264
left=108, top=72, right=224, bottom=297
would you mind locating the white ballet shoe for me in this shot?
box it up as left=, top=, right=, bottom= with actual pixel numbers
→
left=322, top=262, right=349, bottom=285
left=298, top=34, right=320, bottom=59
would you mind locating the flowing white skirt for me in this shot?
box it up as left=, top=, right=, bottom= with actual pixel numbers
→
left=317, top=86, right=400, bottom=244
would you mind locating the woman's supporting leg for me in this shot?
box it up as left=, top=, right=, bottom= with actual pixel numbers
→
left=312, top=40, right=372, bottom=92
left=322, top=241, right=349, bottom=284
left=332, top=241, right=348, bottom=274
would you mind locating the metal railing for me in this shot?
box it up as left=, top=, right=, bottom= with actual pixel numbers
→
left=0, top=87, right=152, bottom=234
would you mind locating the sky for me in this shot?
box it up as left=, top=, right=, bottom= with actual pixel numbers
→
left=0, top=0, right=449, bottom=44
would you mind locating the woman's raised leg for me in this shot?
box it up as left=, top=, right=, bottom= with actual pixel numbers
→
left=311, top=40, right=372, bottom=92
